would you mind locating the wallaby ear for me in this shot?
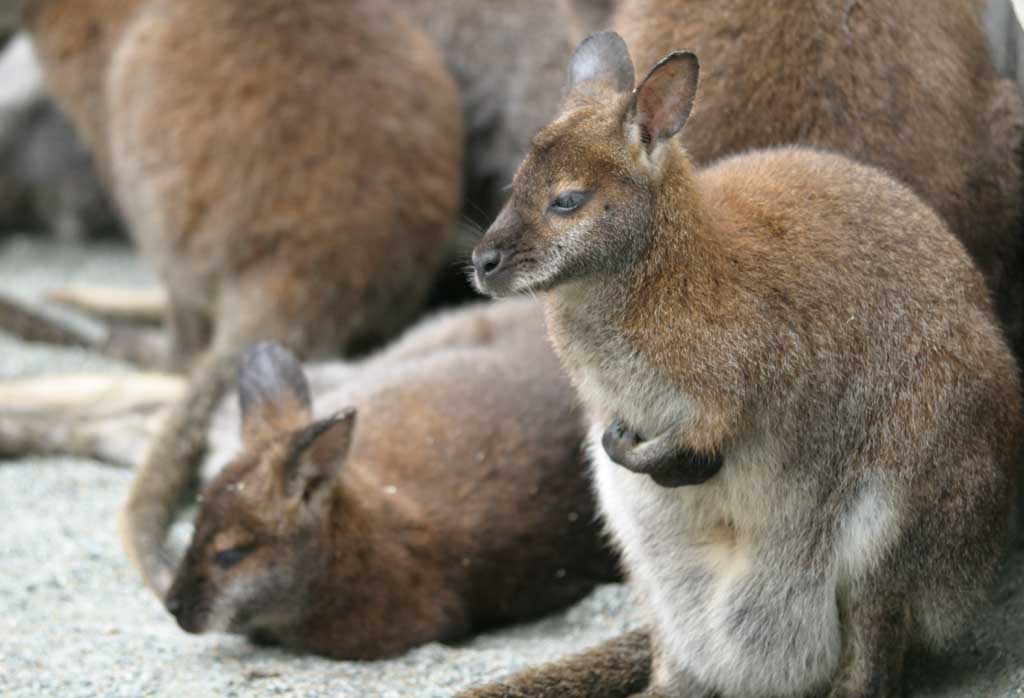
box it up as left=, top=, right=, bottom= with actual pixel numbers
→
left=238, top=342, right=312, bottom=442
left=566, top=31, right=635, bottom=97
left=627, top=51, right=700, bottom=154
left=281, top=408, right=357, bottom=513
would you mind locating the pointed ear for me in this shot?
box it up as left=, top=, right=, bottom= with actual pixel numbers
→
left=565, top=31, right=635, bottom=97
left=281, top=408, right=356, bottom=513
left=626, top=51, right=699, bottom=154
left=238, top=342, right=311, bottom=443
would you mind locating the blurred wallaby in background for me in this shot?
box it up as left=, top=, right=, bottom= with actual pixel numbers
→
left=397, top=0, right=615, bottom=220
left=613, top=0, right=1024, bottom=360
left=23, top=0, right=463, bottom=594
left=0, top=33, right=119, bottom=241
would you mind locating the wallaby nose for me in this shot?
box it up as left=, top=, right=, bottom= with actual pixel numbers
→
left=473, top=246, right=505, bottom=278
left=164, top=594, right=182, bottom=617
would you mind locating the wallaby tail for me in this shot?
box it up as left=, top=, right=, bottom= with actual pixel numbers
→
left=0, top=293, right=100, bottom=348
left=119, top=350, right=238, bottom=596
left=456, top=629, right=652, bottom=698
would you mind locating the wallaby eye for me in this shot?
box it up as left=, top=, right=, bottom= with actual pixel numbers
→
left=214, top=546, right=253, bottom=569
left=550, top=190, right=590, bottom=214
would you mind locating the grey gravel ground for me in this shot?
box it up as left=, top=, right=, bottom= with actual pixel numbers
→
left=0, top=236, right=1022, bottom=697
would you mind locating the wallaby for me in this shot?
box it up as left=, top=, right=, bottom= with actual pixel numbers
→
left=160, top=299, right=619, bottom=659
left=610, top=0, right=1024, bottom=361
left=0, top=33, right=117, bottom=241
left=465, top=32, right=1021, bottom=698
left=0, top=299, right=620, bottom=657
left=23, top=0, right=463, bottom=594
left=395, top=0, right=613, bottom=221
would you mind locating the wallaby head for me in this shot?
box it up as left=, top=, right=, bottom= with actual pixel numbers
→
left=472, top=32, right=698, bottom=297
left=165, top=343, right=356, bottom=638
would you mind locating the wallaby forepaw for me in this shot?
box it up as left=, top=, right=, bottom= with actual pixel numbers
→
left=602, top=418, right=644, bottom=465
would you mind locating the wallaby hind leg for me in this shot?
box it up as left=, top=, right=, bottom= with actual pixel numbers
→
left=103, top=291, right=207, bottom=370
left=455, top=630, right=653, bottom=698
left=828, top=580, right=911, bottom=698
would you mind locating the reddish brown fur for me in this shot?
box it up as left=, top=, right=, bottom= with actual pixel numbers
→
left=614, top=0, right=1024, bottom=358
left=468, top=33, right=1021, bottom=698
left=23, top=0, right=463, bottom=593
left=165, top=300, right=620, bottom=659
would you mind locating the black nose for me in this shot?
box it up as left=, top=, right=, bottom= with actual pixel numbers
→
left=473, top=247, right=504, bottom=278
left=165, top=595, right=182, bottom=617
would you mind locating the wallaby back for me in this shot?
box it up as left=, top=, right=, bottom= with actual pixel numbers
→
left=613, top=0, right=1024, bottom=357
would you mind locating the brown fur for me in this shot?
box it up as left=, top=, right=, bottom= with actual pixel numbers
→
left=468, top=33, right=1020, bottom=698
left=613, top=0, right=1024, bottom=360
left=164, top=300, right=620, bottom=659
left=458, top=630, right=652, bottom=698
left=23, top=0, right=463, bottom=593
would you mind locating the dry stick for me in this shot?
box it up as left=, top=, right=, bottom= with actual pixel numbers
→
left=47, top=286, right=167, bottom=325
left=456, top=630, right=652, bottom=698
left=0, top=372, right=184, bottom=413
left=120, top=350, right=238, bottom=596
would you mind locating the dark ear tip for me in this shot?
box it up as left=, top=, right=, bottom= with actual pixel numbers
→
left=655, top=50, right=700, bottom=73
left=240, top=342, right=298, bottom=372
left=238, top=341, right=311, bottom=412
left=569, top=31, right=635, bottom=94
left=577, top=30, right=628, bottom=52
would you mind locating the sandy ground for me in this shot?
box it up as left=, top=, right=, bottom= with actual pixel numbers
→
left=0, top=235, right=1022, bottom=697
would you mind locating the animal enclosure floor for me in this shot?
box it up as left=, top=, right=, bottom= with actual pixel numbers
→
left=0, top=236, right=1022, bottom=697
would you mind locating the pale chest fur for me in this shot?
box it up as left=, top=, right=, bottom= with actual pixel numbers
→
left=547, top=292, right=899, bottom=697
left=590, top=424, right=851, bottom=697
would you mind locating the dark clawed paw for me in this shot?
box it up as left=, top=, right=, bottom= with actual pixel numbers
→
left=602, top=417, right=643, bottom=465
left=647, top=448, right=724, bottom=488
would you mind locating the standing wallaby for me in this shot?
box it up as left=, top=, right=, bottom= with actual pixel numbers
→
left=162, top=299, right=619, bottom=659
left=23, top=0, right=463, bottom=594
left=465, top=33, right=1021, bottom=698
left=611, top=0, right=1024, bottom=361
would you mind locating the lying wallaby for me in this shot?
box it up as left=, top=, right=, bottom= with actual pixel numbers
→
left=0, top=33, right=117, bottom=241
left=159, top=299, right=618, bottom=659
left=466, top=33, right=1021, bottom=698
left=24, top=0, right=463, bottom=594
left=611, top=0, right=1024, bottom=360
